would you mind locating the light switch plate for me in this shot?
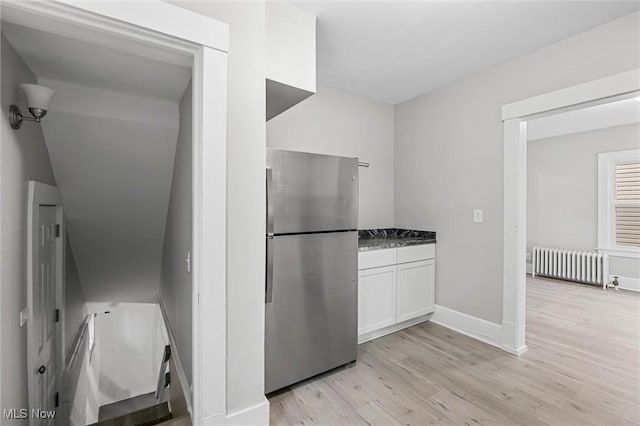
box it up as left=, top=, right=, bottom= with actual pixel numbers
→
left=473, top=209, right=483, bottom=223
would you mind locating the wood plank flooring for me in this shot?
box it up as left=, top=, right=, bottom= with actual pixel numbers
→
left=269, top=276, right=640, bottom=425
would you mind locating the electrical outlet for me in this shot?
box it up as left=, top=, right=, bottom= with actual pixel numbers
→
left=473, top=209, right=483, bottom=223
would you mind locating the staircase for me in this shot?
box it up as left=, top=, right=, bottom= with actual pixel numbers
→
left=88, top=345, right=189, bottom=426
left=88, top=401, right=189, bottom=426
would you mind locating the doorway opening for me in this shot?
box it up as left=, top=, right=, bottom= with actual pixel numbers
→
left=501, top=69, right=640, bottom=355
left=522, top=97, right=639, bottom=422
left=0, top=2, right=228, bottom=425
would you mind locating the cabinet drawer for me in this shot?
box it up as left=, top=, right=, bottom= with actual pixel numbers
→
left=397, top=244, right=435, bottom=264
left=358, top=248, right=397, bottom=270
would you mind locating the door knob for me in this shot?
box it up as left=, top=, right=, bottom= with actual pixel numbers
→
left=38, top=365, right=46, bottom=375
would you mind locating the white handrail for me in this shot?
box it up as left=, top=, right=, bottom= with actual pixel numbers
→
left=64, top=314, right=91, bottom=373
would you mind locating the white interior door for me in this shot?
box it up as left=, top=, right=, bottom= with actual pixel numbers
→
left=32, top=205, right=58, bottom=425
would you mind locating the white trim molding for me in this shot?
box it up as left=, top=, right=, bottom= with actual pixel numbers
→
left=4, top=3, right=232, bottom=425
left=598, top=247, right=640, bottom=259
left=502, top=69, right=640, bottom=120
left=502, top=118, right=528, bottom=356
left=502, top=69, right=640, bottom=357
left=1, top=0, right=229, bottom=53
left=597, top=149, right=640, bottom=260
left=225, top=399, right=271, bottom=426
left=431, top=305, right=503, bottom=350
left=191, top=46, right=229, bottom=425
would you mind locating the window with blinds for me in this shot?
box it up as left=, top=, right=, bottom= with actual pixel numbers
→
left=615, top=162, right=640, bottom=247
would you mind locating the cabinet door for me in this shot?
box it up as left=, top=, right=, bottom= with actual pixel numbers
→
left=396, top=259, right=435, bottom=323
left=358, top=265, right=397, bottom=335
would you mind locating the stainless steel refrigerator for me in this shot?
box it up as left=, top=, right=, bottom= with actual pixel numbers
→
left=265, top=148, right=358, bottom=394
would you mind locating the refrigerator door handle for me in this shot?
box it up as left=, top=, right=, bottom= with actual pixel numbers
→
left=266, top=236, right=274, bottom=303
left=266, top=168, right=274, bottom=236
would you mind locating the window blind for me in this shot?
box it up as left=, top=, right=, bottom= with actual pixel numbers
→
left=615, top=162, right=640, bottom=247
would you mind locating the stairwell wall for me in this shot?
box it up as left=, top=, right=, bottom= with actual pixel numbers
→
left=159, top=80, right=193, bottom=390
left=0, top=34, right=57, bottom=422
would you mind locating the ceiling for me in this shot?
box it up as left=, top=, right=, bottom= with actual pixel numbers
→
left=528, top=96, right=640, bottom=141
left=294, top=1, right=640, bottom=104
left=1, top=21, right=191, bottom=103
left=40, top=80, right=180, bottom=303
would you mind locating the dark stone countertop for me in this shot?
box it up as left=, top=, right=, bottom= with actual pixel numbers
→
left=358, top=228, right=436, bottom=252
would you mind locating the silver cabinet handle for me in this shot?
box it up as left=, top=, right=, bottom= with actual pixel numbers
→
left=266, top=236, right=274, bottom=303
left=266, top=168, right=274, bottom=237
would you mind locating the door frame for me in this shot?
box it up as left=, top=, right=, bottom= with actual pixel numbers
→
left=501, top=69, right=640, bottom=355
left=1, top=2, right=230, bottom=424
left=26, top=181, right=64, bottom=421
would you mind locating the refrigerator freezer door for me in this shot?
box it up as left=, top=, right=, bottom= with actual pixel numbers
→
left=266, top=149, right=358, bottom=234
left=265, top=231, right=358, bottom=393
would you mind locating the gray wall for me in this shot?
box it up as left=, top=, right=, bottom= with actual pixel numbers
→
left=64, top=235, right=87, bottom=354
left=527, top=123, right=640, bottom=279
left=170, top=1, right=267, bottom=416
left=527, top=124, right=640, bottom=251
left=63, top=233, right=91, bottom=426
left=160, top=81, right=193, bottom=385
left=267, top=85, right=395, bottom=229
left=0, top=34, right=57, bottom=419
left=394, top=12, right=640, bottom=324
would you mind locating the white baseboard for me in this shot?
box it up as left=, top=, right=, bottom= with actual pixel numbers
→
left=501, top=344, right=528, bottom=356
left=358, top=313, right=433, bottom=344
left=225, top=398, right=270, bottom=426
left=609, top=275, right=640, bottom=292
left=500, top=320, right=528, bottom=356
left=431, top=305, right=503, bottom=349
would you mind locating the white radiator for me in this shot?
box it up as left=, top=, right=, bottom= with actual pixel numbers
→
left=532, top=247, right=609, bottom=286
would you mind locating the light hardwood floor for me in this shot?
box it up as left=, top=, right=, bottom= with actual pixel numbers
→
left=269, top=276, right=640, bottom=425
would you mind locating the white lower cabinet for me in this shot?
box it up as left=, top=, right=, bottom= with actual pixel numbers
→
left=396, top=259, right=435, bottom=322
left=358, top=265, right=396, bottom=335
left=357, top=244, right=436, bottom=343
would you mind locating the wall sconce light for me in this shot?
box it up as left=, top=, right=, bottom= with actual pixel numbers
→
left=9, top=83, right=54, bottom=130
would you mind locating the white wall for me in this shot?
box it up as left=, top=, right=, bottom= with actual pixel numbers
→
left=160, top=81, right=193, bottom=387
left=267, top=85, right=395, bottom=229
left=169, top=1, right=268, bottom=419
left=0, top=34, right=57, bottom=420
left=94, top=303, right=167, bottom=407
left=266, top=1, right=316, bottom=93
left=394, top=12, right=640, bottom=324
